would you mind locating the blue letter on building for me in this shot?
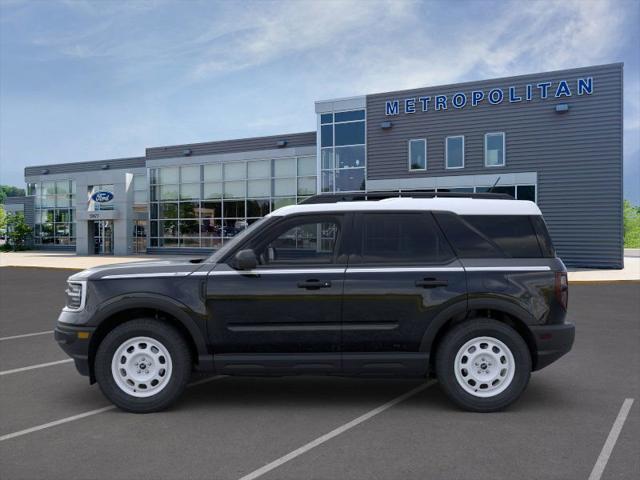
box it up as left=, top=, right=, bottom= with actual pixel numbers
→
left=509, top=86, right=522, bottom=102
left=488, top=88, right=504, bottom=104
left=419, top=96, right=431, bottom=111
left=525, top=84, right=533, bottom=101
left=577, top=77, right=593, bottom=95
left=385, top=100, right=399, bottom=116
left=452, top=93, right=467, bottom=109
left=537, top=82, right=552, bottom=99
left=471, top=90, right=484, bottom=106
left=405, top=98, right=416, bottom=113
left=555, top=80, right=572, bottom=97
left=435, top=95, right=448, bottom=111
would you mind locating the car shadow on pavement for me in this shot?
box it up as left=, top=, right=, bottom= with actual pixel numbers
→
left=147, top=374, right=574, bottom=415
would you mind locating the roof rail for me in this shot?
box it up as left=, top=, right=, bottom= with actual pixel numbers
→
left=299, top=190, right=514, bottom=204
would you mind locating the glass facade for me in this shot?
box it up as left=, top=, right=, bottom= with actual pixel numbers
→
left=149, top=156, right=316, bottom=248
left=320, top=110, right=366, bottom=192
left=132, top=174, right=149, bottom=253
left=443, top=184, right=536, bottom=201
left=32, top=180, right=76, bottom=245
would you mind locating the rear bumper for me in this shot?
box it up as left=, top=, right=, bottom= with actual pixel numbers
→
left=530, top=322, right=575, bottom=371
left=54, top=324, right=95, bottom=377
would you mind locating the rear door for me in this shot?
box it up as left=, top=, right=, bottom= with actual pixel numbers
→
left=341, top=212, right=467, bottom=375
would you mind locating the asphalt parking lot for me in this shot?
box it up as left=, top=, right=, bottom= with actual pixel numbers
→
left=0, top=267, right=638, bottom=480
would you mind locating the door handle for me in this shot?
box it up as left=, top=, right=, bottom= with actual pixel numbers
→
left=415, top=278, right=448, bottom=288
left=297, top=279, right=332, bottom=290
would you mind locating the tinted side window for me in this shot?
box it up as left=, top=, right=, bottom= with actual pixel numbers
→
left=257, top=217, right=340, bottom=265
left=358, top=213, right=454, bottom=264
left=434, top=212, right=503, bottom=258
left=462, top=215, right=542, bottom=258
left=530, top=215, right=556, bottom=257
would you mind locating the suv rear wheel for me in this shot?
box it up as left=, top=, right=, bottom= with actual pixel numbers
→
left=94, top=319, right=191, bottom=413
left=435, top=318, right=531, bottom=412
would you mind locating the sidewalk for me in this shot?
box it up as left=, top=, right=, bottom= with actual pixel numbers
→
left=1, top=250, right=639, bottom=283
left=568, top=256, right=640, bottom=283
left=0, top=251, right=198, bottom=270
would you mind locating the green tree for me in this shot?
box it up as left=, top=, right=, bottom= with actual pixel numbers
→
left=0, top=205, right=6, bottom=232
left=623, top=199, right=640, bottom=248
left=5, top=211, right=32, bottom=251
left=0, top=185, right=26, bottom=204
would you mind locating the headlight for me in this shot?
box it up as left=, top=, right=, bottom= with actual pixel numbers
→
left=65, top=281, right=86, bottom=311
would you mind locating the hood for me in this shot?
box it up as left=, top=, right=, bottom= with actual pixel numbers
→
left=68, top=258, right=207, bottom=281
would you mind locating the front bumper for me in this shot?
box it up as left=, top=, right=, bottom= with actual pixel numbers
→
left=530, top=322, right=575, bottom=371
left=54, top=323, right=95, bottom=377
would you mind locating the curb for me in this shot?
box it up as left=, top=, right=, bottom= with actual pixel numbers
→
left=568, top=279, right=640, bottom=285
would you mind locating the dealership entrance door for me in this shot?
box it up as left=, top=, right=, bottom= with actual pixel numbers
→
left=92, top=220, right=114, bottom=255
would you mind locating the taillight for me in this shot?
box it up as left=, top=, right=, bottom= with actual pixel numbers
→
left=555, top=272, right=568, bottom=310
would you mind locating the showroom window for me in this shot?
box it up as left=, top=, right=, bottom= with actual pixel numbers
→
left=31, top=179, right=76, bottom=246
left=475, top=184, right=536, bottom=201
left=446, top=136, right=464, bottom=169
left=320, top=110, right=366, bottom=193
left=149, top=156, right=317, bottom=249
left=133, top=174, right=147, bottom=204
left=485, top=132, right=505, bottom=167
left=408, top=139, right=427, bottom=171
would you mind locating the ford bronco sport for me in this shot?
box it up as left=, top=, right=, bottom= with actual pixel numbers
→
left=55, top=192, right=574, bottom=413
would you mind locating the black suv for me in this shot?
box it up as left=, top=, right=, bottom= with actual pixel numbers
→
left=55, top=193, right=574, bottom=413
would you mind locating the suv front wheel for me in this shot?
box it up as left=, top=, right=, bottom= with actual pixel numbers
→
left=435, top=318, right=531, bottom=412
left=94, top=319, right=192, bottom=413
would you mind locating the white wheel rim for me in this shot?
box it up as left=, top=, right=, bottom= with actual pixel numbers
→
left=111, top=336, right=173, bottom=398
left=454, top=336, right=515, bottom=398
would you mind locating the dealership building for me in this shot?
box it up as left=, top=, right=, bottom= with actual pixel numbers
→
left=9, top=63, right=623, bottom=268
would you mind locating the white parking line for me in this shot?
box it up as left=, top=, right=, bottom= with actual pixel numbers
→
left=0, top=359, right=73, bottom=376
left=588, top=398, right=635, bottom=480
left=0, top=330, right=53, bottom=341
left=0, top=406, right=117, bottom=442
left=238, top=380, right=437, bottom=480
left=0, top=375, right=224, bottom=442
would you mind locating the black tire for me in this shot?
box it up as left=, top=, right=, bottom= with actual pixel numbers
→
left=94, top=318, right=192, bottom=413
left=435, top=318, right=531, bottom=412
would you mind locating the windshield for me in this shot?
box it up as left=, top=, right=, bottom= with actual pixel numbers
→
left=206, top=216, right=272, bottom=264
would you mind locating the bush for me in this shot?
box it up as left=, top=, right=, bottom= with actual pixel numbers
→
left=623, top=200, right=640, bottom=248
left=5, top=212, right=32, bottom=251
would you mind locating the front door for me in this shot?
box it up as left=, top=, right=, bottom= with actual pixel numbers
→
left=341, top=212, right=467, bottom=375
left=206, top=214, right=348, bottom=373
left=93, top=220, right=114, bottom=255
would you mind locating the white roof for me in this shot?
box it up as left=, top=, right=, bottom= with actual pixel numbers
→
left=270, top=197, right=541, bottom=217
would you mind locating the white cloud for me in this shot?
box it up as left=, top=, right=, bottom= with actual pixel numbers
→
left=189, top=0, right=416, bottom=80
left=1, top=0, right=637, bottom=191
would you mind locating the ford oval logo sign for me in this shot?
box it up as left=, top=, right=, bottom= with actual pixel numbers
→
left=91, top=191, right=114, bottom=203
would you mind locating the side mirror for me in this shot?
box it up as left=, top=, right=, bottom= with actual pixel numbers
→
left=234, top=249, right=257, bottom=270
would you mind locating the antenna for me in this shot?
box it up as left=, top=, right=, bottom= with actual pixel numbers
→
left=488, top=176, right=501, bottom=193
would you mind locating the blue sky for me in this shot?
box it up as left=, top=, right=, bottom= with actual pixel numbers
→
left=1, top=0, right=639, bottom=202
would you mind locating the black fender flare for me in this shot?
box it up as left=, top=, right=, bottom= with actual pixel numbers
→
left=90, top=293, right=209, bottom=358
left=418, top=299, right=467, bottom=353
left=467, top=296, right=537, bottom=326
left=418, top=295, right=536, bottom=353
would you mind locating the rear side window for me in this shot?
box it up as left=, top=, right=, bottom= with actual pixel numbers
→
left=462, top=215, right=542, bottom=258
left=434, top=212, right=502, bottom=258
left=530, top=215, right=556, bottom=257
left=434, top=213, right=544, bottom=258
left=358, top=213, right=454, bottom=264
